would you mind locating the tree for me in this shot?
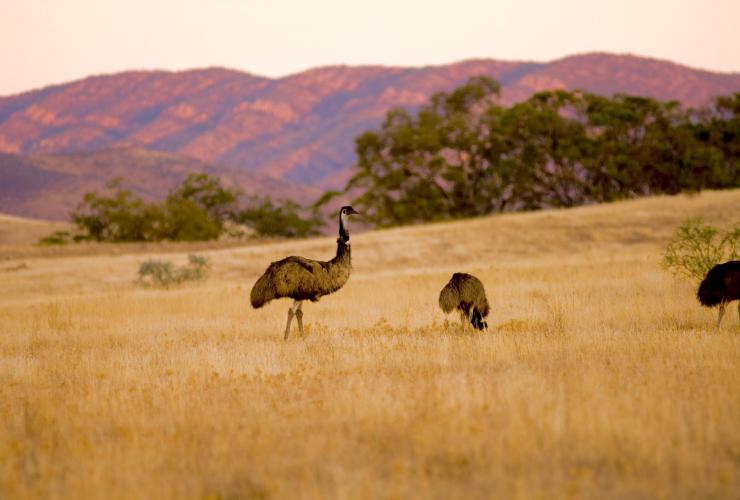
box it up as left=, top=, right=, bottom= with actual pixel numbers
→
left=338, top=76, right=502, bottom=226
left=160, top=197, right=222, bottom=241
left=167, top=173, right=239, bottom=228
left=320, top=78, right=739, bottom=228
left=71, top=179, right=165, bottom=242
left=68, top=173, right=320, bottom=242
left=497, top=90, right=591, bottom=209
left=237, top=198, right=323, bottom=238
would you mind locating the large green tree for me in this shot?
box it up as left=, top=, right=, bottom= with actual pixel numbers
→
left=322, top=78, right=739, bottom=227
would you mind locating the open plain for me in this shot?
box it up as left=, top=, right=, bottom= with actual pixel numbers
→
left=1, top=190, right=739, bottom=499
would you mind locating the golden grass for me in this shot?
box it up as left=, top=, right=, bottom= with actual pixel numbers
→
left=1, top=190, right=739, bottom=499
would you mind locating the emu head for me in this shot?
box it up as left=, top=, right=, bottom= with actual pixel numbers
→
left=339, top=206, right=359, bottom=242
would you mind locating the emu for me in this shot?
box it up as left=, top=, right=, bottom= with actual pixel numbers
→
left=439, top=273, right=490, bottom=330
left=697, top=260, right=740, bottom=330
left=250, top=206, right=359, bottom=339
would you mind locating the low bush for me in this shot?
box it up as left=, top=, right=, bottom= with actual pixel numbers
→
left=137, top=254, right=211, bottom=288
left=662, top=218, right=740, bottom=280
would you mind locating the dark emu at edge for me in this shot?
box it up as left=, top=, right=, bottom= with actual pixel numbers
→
left=697, top=260, right=740, bottom=330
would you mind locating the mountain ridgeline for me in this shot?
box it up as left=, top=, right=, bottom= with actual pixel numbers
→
left=0, top=53, right=738, bottom=229
left=1, top=53, right=739, bottom=193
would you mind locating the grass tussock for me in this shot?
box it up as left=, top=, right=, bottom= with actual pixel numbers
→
left=0, top=190, right=739, bottom=499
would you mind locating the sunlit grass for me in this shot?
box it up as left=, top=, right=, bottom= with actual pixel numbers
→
left=0, top=190, right=739, bottom=498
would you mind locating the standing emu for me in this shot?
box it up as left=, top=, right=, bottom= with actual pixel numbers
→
left=697, top=260, right=740, bottom=330
left=250, top=206, right=359, bottom=339
left=439, top=273, right=490, bottom=330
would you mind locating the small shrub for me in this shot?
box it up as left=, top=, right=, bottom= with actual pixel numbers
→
left=662, top=218, right=740, bottom=280
left=39, top=231, right=71, bottom=246
left=137, top=254, right=211, bottom=288
left=178, top=254, right=211, bottom=282
left=137, top=260, right=176, bottom=287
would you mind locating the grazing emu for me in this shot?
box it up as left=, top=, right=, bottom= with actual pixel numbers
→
left=439, top=273, right=490, bottom=330
left=697, top=260, right=740, bottom=330
left=250, top=206, right=359, bottom=339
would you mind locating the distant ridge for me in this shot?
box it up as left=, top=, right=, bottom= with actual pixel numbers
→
left=0, top=148, right=319, bottom=220
left=0, top=52, right=738, bottom=219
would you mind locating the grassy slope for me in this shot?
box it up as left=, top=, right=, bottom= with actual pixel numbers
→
left=0, top=189, right=739, bottom=498
left=0, top=213, right=70, bottom=247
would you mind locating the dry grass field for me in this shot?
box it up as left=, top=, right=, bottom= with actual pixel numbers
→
left=1, top=190, right=739, bottom=499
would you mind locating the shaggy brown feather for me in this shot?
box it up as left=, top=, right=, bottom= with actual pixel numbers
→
left=439, top=273, right=490, bottom=330
left=250, top=239, right=351, bottom=308
left=249, top=205, right=358, bottom=340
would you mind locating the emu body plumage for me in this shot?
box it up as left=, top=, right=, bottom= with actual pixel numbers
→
left=439, top=273, right=490, bottom=330
left=697, top=260, right=740, bottom=330
left=250, top=206, right=358, bottom=339
left=250, top=240, right=351, bottom=308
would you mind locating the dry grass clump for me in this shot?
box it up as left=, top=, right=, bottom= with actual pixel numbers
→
left=0, top=190, right=739, bottom=499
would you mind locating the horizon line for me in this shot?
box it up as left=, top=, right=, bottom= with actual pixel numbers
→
left=3, top=50, right=739, bottom=99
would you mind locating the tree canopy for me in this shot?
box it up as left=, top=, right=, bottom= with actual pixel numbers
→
left=69, top=173, right=321, bottom=242
left=322, top=77, right=739, bottom=227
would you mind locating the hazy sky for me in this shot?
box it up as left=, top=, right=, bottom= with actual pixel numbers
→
left=2, top=0, right=739, bottom=95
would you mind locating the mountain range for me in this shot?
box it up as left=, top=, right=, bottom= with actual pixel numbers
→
left=1, top=52, right=739, bottom=220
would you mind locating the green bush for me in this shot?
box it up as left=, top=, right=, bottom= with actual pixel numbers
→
left=68, top=174, right=320, bottom=242
left=137, top=254, right=211, bottom=288
left=71, top=179, right=166, bottom=242
left=237, top=198, right=323, bottom=238
left=160, top=197, right=222, bottom=241
left=662, top=218, right=740, bottom=280
left=39, top=231, right=72, bottom=246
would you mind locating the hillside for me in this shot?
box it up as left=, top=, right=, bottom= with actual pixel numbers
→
left=1, top=190, right=738, bottom=498
left=0, top=148, right=319, bottom=220
left=1, top=52, right=738, bottom=195
left=0, top=212, right=70, bottom=247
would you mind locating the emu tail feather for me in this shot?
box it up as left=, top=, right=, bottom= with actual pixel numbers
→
left=697, top=266, right=725, bottom=307
left=250, top=272, right=276, bottom=309
left=439, top=284, right=459, bottom=314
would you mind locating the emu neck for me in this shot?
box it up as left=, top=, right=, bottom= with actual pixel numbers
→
left=332, top=237, right=351, bottom=264
left=333, top=213, right=351, bottom=265
left=339, top=213, right=349, bottom=243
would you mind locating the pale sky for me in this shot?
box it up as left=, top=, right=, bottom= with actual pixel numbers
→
left=1, top=0, right=739, bottom=96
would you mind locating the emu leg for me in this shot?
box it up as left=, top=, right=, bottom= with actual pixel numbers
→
left=284, top=300, right=301, bottom=340
left=283, top=309, right=294, bottom=340
left=737, top=302, right=739, bottom=328
left=295, top=301, right=305, bottom=337
left=716, top=302, right=726, bottom=331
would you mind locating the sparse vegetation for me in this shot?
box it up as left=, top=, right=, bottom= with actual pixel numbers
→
left=137, top=254, right=211, bottom=287
left=663, top=218, right=740, bottom=280
left=38, top=230, right=72, bottom=246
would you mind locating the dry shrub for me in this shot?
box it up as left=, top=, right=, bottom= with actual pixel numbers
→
left=662, top=218, right=740, bottom=281
left=137, top=254, right=210, bottom=288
